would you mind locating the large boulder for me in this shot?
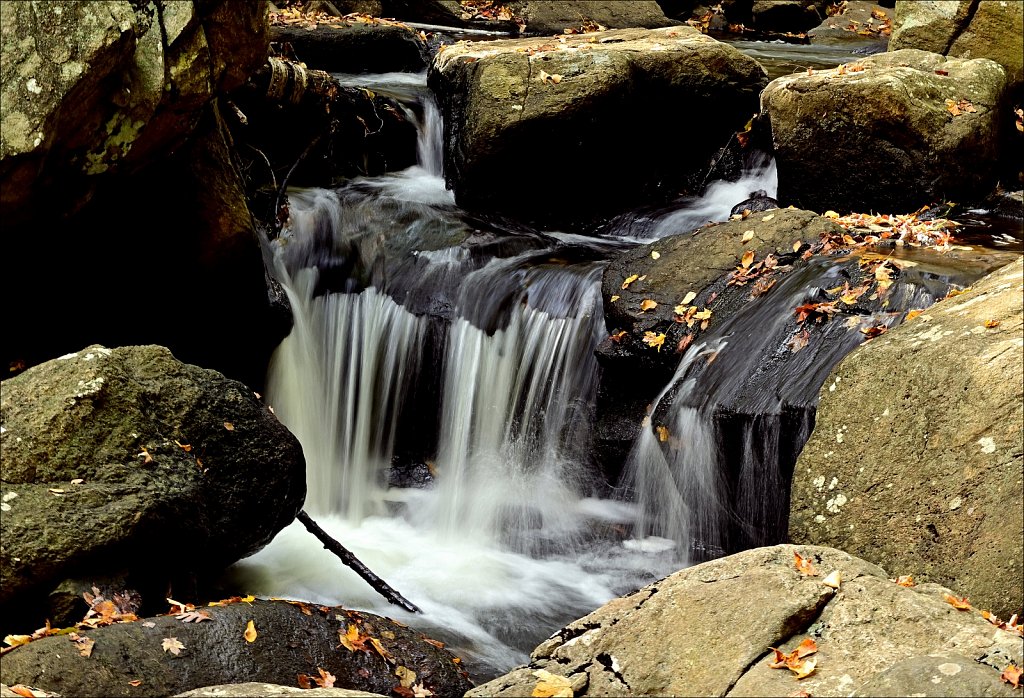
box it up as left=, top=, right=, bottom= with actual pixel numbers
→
left=0, top=599, right=471, bottom=698
left=790, top=257, right=1024, bottom=618
left=807, top=0, right=894, bottom=46
left=429, top=26, right=767, bottom=228
left=382, top=1, right=674, bottom=34
left=889, top=0, right=1024, bottom=89
left=0, top=345, right=306, bottom=628
left=269, top=20, right=427, bottom=73
left=0, top=0, right=267, bottom=226
left=470, top=545, right=1022, bottom=697
left=762, top=49, right=1008, bottom=213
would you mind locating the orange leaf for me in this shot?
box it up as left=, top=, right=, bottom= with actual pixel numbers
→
left=609, top=330, right=628, bottom=343
left=895, top=574, right=915, bottom=587
left=128, top=680, right=143, bottom=687
left=794, top=551, right=818, bottom=576
left=741, top=250, right=755, bottom=268
left=9, top=687, right=35, bottom=698
left=244, top=619, right=257, bottom=642
left=984, top=319, right=1000, bottom=328
left=944, top=594, right=971, bottom=610
left=639, top=299, right=658, bottom=312
left=1001, top=663, right=1022, bottom=689
left=223, top=422, right=235, bottom=431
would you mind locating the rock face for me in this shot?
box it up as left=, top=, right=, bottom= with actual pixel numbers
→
left=807, top=0, right=894, bottom=46
left=790, top=258, right=1024, bottom=618
left=383, top=1, right=674, bottom=34
left=270, top=21, right=427, bottom=73
left=0, top=599, right=471, bottom=698
left=889, top=0, right=1024, bottom=88
left=0, top=0, right=267, bottom=226
left=0, top=345, right=306, bottom=627
left=469, top=545, right=1023, bottom=697
left=429, top=26, right=767, bottom=228
left=762, top=49, right=1008, bottom=213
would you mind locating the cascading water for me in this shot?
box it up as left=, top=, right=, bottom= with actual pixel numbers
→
left=232, top=72, right=676, bottom=679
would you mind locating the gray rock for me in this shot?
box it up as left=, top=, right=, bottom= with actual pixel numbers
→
left=176, top=685, right=384, bottom=697
left=890, top=0, right=1023, bottom=88
left=0, top=599, right=470, bottom=698
left=762, top=49, right=1008, bottom=213
left=852, top=652, right=1020, bottom=697
left=470, top=544, right=1023, bottom=697
left=429, top=26, right=767, bottom=228
left=790, top=258, right=1024, bottom=618
left=0, top=345, right=306, bottom=624
left=516, top=1, right=676, bottom=35
left=807, top=0, right=893, bottom=46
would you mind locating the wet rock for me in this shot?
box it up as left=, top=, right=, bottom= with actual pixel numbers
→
left=0, top=345, right=306, bottom=629
left=429, top=26, right=767, bottom=229
left=762, top=49, right=1008, bottom=213
left=515, top=1, right=677, bottom=35
left=790, top=257, right=1024, bottom=618
left=729, top=189, right=779, bottom=216
left=0, top=599, right=470, bottom=698
left=270, top=21, right=427, bottom=73
left=469, top=544, right=1023, bottom=697
left=176, top=685, right=384, bottom=697
left=751, top=0, right=824, bottom=33
left=890, top=0, right=1023, bottom=89
left=807, top=0, right=893, bottom=47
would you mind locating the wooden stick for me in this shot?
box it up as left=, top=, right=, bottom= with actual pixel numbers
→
left=296, top=510, right=422, bottom=614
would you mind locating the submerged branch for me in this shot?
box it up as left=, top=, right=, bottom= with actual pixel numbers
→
left=296, top=509, right=422, bottom=614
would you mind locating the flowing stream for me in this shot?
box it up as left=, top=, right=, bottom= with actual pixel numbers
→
left=230, top=51, right=1020, bottom=681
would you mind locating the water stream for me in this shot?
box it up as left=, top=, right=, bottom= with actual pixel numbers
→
left=231, top=50, right=1020, bottom=681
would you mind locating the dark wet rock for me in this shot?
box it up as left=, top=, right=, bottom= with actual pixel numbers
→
left=751, top=0, right=824, bottom=33
left=515, top=1, right=677, bottom=35
left=808, top=0, right=893, bottom=47
left=0, top=599, right=471, bottom=698
left=729, top=189, right=779, bottom=216
left=791, top=258, right=1024, bottom=618
left=429, top=26, right=767, bottom=229
left=0, top=345, right=306, bottom=630
left=469, top=545, right=1023, bottom=697
left=762, top=49, right=1008, bottom=213
left=270, top=21, right=427, bottom=73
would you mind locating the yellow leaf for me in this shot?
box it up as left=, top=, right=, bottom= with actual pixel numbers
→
left=395, top=666, right=417, bottom=689
left=244, top=619, right=257, bottom=642
left=741, top=250, right=755, bottom=268
left=761, top=213, right=775, bottom=221
left=610, top=295, right=620, bottom=302
left=651, top=250, right=661, bottom=260
left=3, top=634, right=32, bottom=647
left=792, top=241, right=802, bottom=252
left=642, top=332, right=666, bottom=352
left=370, top=637, right=394, bottom=663
left=621, top=274, right=639, bottom=290
left=656, top=425, right=669, bottom=442
left=984, top=319, right=1000, bottom=329
left=532, top=669, right=574, bottom=697
left=741, top=230, right=755, bottom=243
left=673, top=304, right=688, bottom=315
left=792, top=656, right=817, bottom=679
left=639, top=299, right=658, bottom=312
left=681, top=291, right=697, bottom=305
left=223, top=422, right=235, bottom=431
left=824, top=210, right=839, bottom=219
left=822, top=570, right=842, bottom=589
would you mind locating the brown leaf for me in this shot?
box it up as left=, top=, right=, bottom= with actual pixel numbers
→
left=609, top=330, right=628, bottom=343
left=1001, top=663, right=1022, bottom=689
left=676, top=334, right=694, bottom=353
left=223, top=422, right=235, bottom=431
left=177, top=610, right=212, bottom=623
left=944, top=594, right=971, bottom=610
left=794, top=551, right=818, bottom=576
left=787, top=329, right=810, bottom=353
left=984, top=319, right=1000, bottom=328
left=72, top=634, right=95, bottom=657
left=639, top=299, right=658, bottom=312
left=128, top=680, right=143, bottom=687
left=741, top=250, right=755, bottom=268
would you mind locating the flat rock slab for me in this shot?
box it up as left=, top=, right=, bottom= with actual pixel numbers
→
left=0, top=599, right=470, bottom=698
left=470, top=545, right=1023, bottom=697
left=791, top=257, right=1024, bottom=618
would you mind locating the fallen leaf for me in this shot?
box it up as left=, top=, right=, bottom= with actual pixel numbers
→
left=984, top=319, right=1000, bottom=328
left=860, top=323, right=888, bottom=339
left=174, top=440, right=192, bottom=452
left=297, top=674, right=313, bottom=689
left=651, top=250, right=661, bottom=260
left=4, top=635, right=32, bottom=647
left=895, top=575, right=915, bottom=587
left=762, top=213, right=775, bottom=221
left=610, top=295, right=620, bottom=302
left=681, top=291, right=697, bottom=305
left=532, top=668, right=574, bottom=697
left=656, top=425, right=670, bottom=442
left=370, top=637, right=394, bottom=663
left=1001, top=663, right=1022, bottom=689
left=223, top=422, right=235, bottom=431
left=396, top=665, right=417, bottom=689
left=794, top=551, right=818, bottom=576
left=792, top=241, right=802, bottom=252
left=676, top=334, right=694, bottom=353
left=944, top=594, right=971, bottom=610
left=741, top=230, right=755, bottom=243
left=791, top=656, right=817, bottom=679
left=822, top=570, right=842, bottom=589
left=412, top=684, right=434, bottom=698
left=315, top=668, right=336, bottom=688
left=9, top=687, right=36, bottom=698
left=741, top=250, right=755, bottom=268
left=72, top=634, right=95, bottom=657
left=621, top=274, right=639, bottom=290
left=177, top=610, right=212, bottom=623
left=142, top=621, right=156, bottom=628
left=787, top=329, right=810, bottom=353
left=138, top=448, right=153, bottom=464
left=244, top=619, right=257, bottom=642
left=129, top=680, right=143, bottom=687
left=161, top=637, right=185, bottom=655
left=339, top=624, right=371, bottom=652
left=769, top=638, right=819, bottom=678
left=639, top=299, right=658, bottom=312
left=71, top=478, right=84, bottom=485
left=609, top=330, right=628, bottom=343
left=642, top=332, right=666, bottom=352
left=423, top=638, right=445, bottom=649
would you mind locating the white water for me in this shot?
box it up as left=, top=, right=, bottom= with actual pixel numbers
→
left=233, top=76, right=680, bottom=679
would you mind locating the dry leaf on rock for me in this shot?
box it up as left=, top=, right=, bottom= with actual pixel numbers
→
left=161, top=637, right=185, bottom=655
left=532, top=669, right=574, bottom=697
